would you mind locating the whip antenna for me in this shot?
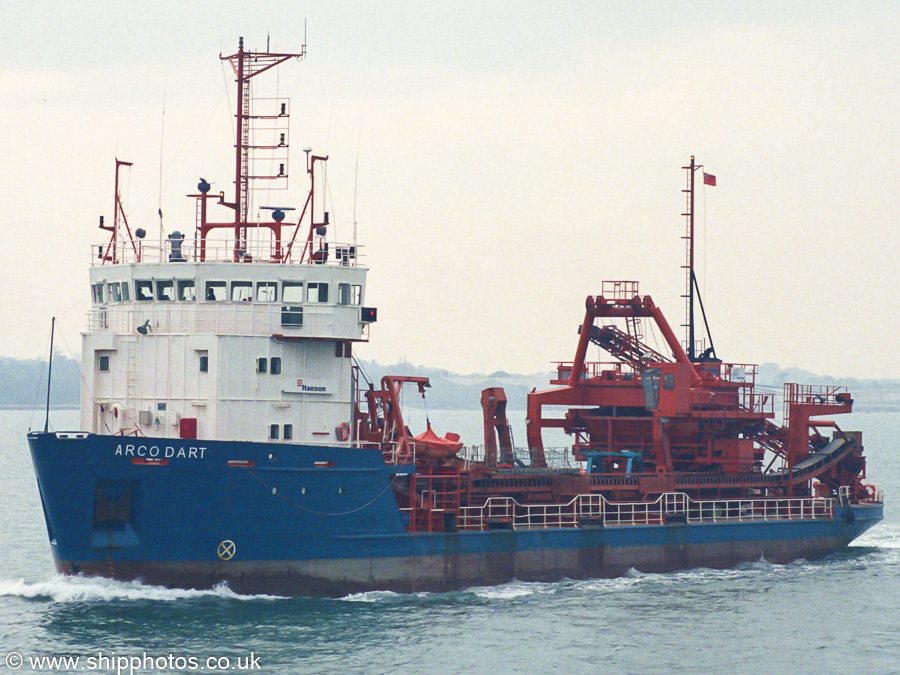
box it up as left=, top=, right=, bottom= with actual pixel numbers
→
left=44, top=317, right=55, bottom=433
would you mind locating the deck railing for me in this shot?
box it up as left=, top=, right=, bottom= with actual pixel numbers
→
left=455, top=492, right=834, bottom=531
left=92, top=239, right=365, bottom=267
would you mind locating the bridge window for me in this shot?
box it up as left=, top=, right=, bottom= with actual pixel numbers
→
left=232, top=281, right=252, bottom=302
left=256, top=282, right=278, bottom=302
left=205, top=281, right=226, bottom=301
left=108, top=283, right=122, bottom=303
left=307, top=282, right=328, bottom=303
left=338, top=283, right=362, bottom=305
left=135, top=280, right=154, bottom=302
left=283, top=282, right=304, bottom=303
left=121, top=282, right=130, bottom=302
left=92, top=283, right=106, bottom=305
left=177, top=280, right=196, bottom=302
left=156, top=280, right=175, bottom=301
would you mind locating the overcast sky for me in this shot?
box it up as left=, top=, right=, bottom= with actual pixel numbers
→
left=2, top=1, right=898, bottom=379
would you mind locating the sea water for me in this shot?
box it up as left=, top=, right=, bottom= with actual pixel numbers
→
left=1, top=408, right=897, bottom=674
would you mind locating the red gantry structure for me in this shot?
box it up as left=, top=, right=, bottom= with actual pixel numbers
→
left=352, top=157, right=876, bottom=537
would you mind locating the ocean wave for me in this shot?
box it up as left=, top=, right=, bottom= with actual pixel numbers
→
left=339, top=579, right=561, bottom=602
left=338, top=590, right=404, bottom=603
left=0, top=576, right=284, bottom=603
left=468, top=581, right=549, bottom=599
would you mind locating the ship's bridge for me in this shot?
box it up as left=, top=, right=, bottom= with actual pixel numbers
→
left=87, top=244, right=372, bottom=342
left=82, top=240, right=375, bottom=447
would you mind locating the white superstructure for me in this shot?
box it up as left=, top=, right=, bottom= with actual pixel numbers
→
left=83, top=39, right=376, bottom=446
left=84, top=245, right=373, bottom=444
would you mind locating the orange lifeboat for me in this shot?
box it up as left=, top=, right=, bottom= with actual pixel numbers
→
left=412, top=423, right=463, bottom=460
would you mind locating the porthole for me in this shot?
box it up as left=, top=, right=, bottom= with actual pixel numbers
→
left=271, top=487, right=278, bottom=495
left=338, top=487, right=344, bottom=495
left=301, top=487, right=307, bottom=495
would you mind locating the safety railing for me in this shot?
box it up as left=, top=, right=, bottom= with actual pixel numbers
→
left=552, top=361, right=639, bottom=383
left=718, top=363, right=758, bottom=386
left=857, top=483, right=884, bottom=504
left=92, top=238, right=365, bottom=267
left=686, top=496, right=832, bottom=522
left=455, top=492, right=834, bottom=531
left=456, top=445, right=582, bottom=470
left=740, top=389, right=775, bottom=415
left=783, top=383, right=851, bottom=420
left=380, top=441, right=417, bottom=466
left=601, top=281, right=640, bottom=300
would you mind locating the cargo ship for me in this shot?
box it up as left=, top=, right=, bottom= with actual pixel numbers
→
left=27, top=40, right=883, bottom=597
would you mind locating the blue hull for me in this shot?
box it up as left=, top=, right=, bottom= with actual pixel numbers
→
left=27, top=432, right=883, bottom=597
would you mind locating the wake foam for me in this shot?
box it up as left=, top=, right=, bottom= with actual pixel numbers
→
left=0, top=576, right=284, bottom=603
left=338, top=590, right=404, bottom=603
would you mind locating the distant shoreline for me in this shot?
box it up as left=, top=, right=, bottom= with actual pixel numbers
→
left=1, top=356, right=897, bottom=413
left=0, top=406, right=79, bottom=411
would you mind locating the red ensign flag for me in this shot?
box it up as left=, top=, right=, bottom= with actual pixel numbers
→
left=703, top=172, right=716, bottom=186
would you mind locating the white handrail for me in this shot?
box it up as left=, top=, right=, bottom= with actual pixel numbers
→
left=456, top=492, right=835, bottom=531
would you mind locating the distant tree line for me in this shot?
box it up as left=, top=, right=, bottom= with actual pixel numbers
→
left=0, top=355, right=81, bottom=408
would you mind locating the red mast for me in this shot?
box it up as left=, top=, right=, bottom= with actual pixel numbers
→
left=220, top=37, right=306, bottom=261
left=99, top=158, right=138, bottom=264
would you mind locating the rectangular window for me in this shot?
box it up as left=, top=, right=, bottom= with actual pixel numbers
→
left=335, top=341, right=351, bottom=358
left=270, top=357, right=282, bottom=374
left=335, top=246, right=356, bottom=265
left=283, top=424, right=293, bottom=440
left=642, top=368, right=661, bottom=411
left=269, top=424, right=279, bottom=440
left=135, top=280, right=154, bottom=302
left=282, top=281, right=304, bottom=303
left=338, top=283, right=362, bottom=305
left=256, top=282, right=278, bottom=302
left=98, top=354, right=110, bottom=372
left=121, top=281, right=130, bottom=302
left=92, top=283, right=106, bottom=305
left=232, top=281, right=252, bottom=302
left=205, top=281, right=226, bottom=302
left=177, top=280, right=196, bottom=302
left=108, top=283, right=122, bottom=303
left=199, top=353, right=208, bottom=373
left=156, top=280, right=175, bottom=301
left=281, top=306, right=303, bottom=326
left=307, top=282, right=328, bottom=303
left=663, top=373, right=675, bottom=391
left=257, top=357, right=268, bottom=374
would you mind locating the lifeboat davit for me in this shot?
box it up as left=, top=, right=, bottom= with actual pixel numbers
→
left=412, top=423, right=463, bottom=460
